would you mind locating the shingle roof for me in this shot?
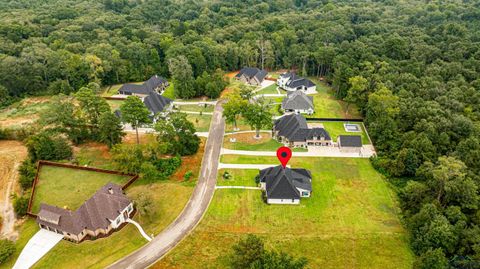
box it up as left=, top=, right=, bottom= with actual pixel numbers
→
left=286, top=77, right=315, bottom=88
left=274, top=114, right=308, bottom=140
left=118, top=75, right=168, bottom=95
left=274, top=114, right=330, bottom=142
left=282, top=91, right=314, bottom=110
left=118, top=84, right=150, bottom=95
left=236, top=67, right=267, bottom=82
left=259, top=166, right=312, bottom=199
left=36, top=183, right=131, bottom=235
left=279, top=72, right=295, bottom=79
left=338, top=135, right=362, bottom=147
left=143, top=92, right=172, bottom=115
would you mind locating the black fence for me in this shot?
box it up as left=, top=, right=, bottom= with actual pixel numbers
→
left=305, top=117, right=364, bottom=122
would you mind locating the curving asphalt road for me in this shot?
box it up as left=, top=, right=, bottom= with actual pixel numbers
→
left=106, top=101, right=225, bottom=269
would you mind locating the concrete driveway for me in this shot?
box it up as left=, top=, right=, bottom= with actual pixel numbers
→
left=106, top=101, right=225, bottom=269
left=13, top=229, right=64, bottom=269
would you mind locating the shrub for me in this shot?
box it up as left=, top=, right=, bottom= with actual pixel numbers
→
left=223, top=171, right=231, bottom=180
left=153, top=156, right=182, bottom=179
left=183, top=171, right=193, bottom=181
left=13, top=195, right=29, bottom=217
left=0, top=239, right=15, bottom=265
left=25, top=132, right=73, bottom=161
left=18, top=159, right=37, bottom=190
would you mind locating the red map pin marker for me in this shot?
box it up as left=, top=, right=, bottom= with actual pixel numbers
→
left=276, top=146, right=292, bottom=168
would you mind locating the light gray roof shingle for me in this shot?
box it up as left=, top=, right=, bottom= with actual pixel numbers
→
left=236, top=67, right=267, bottom=82
left=282, top=91, right=314, bottom=110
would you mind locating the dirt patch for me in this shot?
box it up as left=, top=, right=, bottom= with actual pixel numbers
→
left=171, top=139, right=206, bottom=181
left=225, top=132, right=272, bottom=145
left=122, top=132, right=156, bottom=145
left=0, top=140, right=27, bottom=240
left=73, top=142, right=111, bottom=160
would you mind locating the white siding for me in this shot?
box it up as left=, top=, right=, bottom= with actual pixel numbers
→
left=267, top=198, right=300, bottom=205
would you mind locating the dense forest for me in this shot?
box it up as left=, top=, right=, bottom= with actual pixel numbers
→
left=1, top=0, right=480, bottom=267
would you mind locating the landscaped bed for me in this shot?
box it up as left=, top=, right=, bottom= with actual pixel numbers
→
left=30, top=165, right=133, bottom=214
left=154, top=157, right=414, bottom=269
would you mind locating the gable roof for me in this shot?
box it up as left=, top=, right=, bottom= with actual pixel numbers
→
left=118, top=75, right=168, bottom=95
left=259, top=166, right=312, bottom=199
left=282, top=91, right=314, bottom=110
left=143, top=92, right=172, bottom=115
left=338, top=135, right=362, bottom=147
left=274, top=114, right=331, bottom=142
left=36, top=183, right=131, bottom=235
left=236, top=67, right=267, bottom=82
left=286, top=77, right=315, bottom=89
left=118, top=84, right=150, bottom=95
left=279, top=72, right=295, bottom=80
left=273, top=114, right=308, bottom=140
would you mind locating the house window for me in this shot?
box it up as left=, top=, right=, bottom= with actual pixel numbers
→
left=302, top=191, right=309, bottom=197
left=116, top=218, right=121, bottom=225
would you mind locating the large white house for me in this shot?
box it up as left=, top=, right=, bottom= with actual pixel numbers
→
left=36, top=183, right=134, bottom=243
left=258, top=165, right=312, bottom=205
left=278, top=72, right=316, bottom=93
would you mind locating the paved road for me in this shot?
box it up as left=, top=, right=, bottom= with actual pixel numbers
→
left=106, top=101, right=225, bottom=269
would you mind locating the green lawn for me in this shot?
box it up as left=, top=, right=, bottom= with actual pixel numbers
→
left=162, top=82, right=175, bottom=99
left=106, top=99, right=124, bottom=111
left=224, top=117, right=253, bottom=133
left=256, top=84, right=278, bottom=95
left=155, top=157, right=414, bottom=269
left=217, top=169, right=258, bottom=187
left=186, top=114, right=212, bottom=132
left=223, top=133, right=307, bottom=152
left=101, top=83, right=124, bottom=97
left=317, top=121, right=371, bottom=145
left=30, top=166, right=132, bottom=214
left=174, top=104, right=214, bottom=113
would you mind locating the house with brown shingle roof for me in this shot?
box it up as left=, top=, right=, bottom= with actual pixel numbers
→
left=36, top=183, right=134, bottom=243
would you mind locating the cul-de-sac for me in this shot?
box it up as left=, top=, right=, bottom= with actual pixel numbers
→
left=0, top=1, right=479, bottom=269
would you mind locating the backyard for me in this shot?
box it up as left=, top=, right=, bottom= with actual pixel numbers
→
left=154, top=157, right=414, bottom=269
left=223, top=132, right=307, bottom=152
left=311, top=121, right=371, bottom=145
left=255, top=83, right=278, bottom=95
left=30, top=165, right=133, bottom=214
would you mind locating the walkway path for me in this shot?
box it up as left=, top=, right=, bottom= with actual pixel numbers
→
left=106, top=101, right=225, bottom=269
left=126, top=219, right=152, bottom=242
left=220, top=147, right=375, bottom=158
left=215, top=186, right=261, bottom=190
left=218, top=163, right=288, bottom=170
left=13, top=230, right=64, bottom=269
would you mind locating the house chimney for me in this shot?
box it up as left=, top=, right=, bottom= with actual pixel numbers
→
left=108, top=187, right=113, bottom=194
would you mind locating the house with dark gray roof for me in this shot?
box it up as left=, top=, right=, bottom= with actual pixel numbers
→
left=338, top=135, right=362, bottom=153
left=118, top=75, right=169, bottom=97
left=36, top=183, right=134, bottom=243
left=235, top=67, right=268, bottom=86
left=258, top=165, right=312, bottom=204
left=281, top=91, right=315, bottom=115
left=278, top=71, right=316, bottom=93
left=273, top=114, right=332, bottom=148
left=143, top=92, right=173, bottom=118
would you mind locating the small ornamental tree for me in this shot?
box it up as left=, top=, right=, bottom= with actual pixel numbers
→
left=120, top=96, right=151, bottom=144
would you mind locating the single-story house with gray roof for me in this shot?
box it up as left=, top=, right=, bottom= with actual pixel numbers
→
left=278, top=71, right=316, bottom=92
left=273, top=114, right=332, bottom=148
left=36, top=183, right=134, bottom=243
left=235, top=67, right=268, bottom=86
left=258, top=165, right=312, bottom=204
left=281, top=91, right=314, bottom=115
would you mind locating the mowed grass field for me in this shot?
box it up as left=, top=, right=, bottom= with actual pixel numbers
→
left=155, top=157, right=414, bottom=269
left=186, top=114, right=212, bottom=132
left=30, top=165, right=132, bottom=214
left=256, top=83, right=278, bottom=95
